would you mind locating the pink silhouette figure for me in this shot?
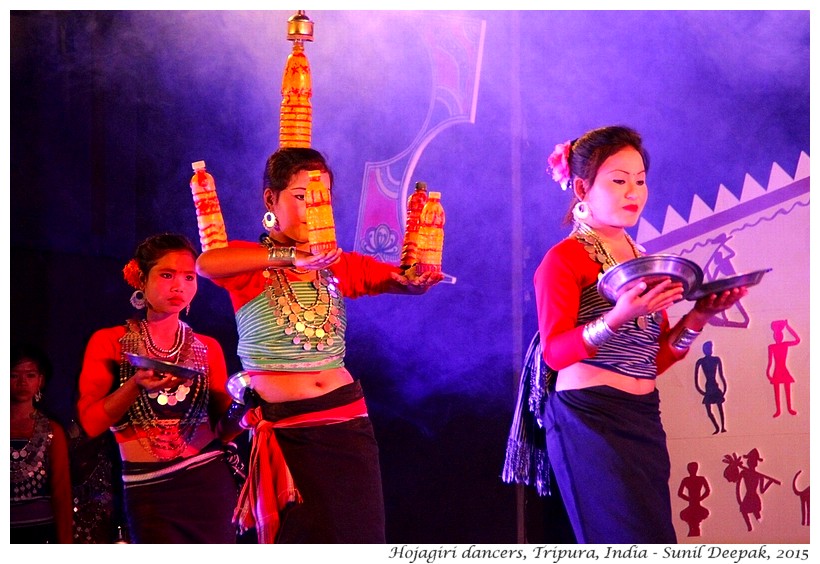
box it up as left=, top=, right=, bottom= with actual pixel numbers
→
left=766, top=320, right=800, bottom=417
left=677, top=461, right=711, bottom=537
left=722, top=448, right=780, bottom=532
left=694, top=341, right=727, bottom=434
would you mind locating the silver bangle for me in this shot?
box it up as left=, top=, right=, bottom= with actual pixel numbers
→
left=582, top=316, right=616, bottom=348
left=266, top=245, right=295, bottom=265
left=671, top=327, right=702, bottom=352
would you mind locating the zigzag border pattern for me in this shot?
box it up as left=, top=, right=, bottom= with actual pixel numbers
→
left=638, top=152, right=810, bottom=254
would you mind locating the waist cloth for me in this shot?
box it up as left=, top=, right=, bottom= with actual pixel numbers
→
left=236, top=380, right=385, bottom=543
left=544, top=385, right=676, bottom=544
left=121, top=441, right=239, bottom=543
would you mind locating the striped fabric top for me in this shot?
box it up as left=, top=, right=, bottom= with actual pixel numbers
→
left=577, top=283, right=660, bottom=379
left=236, top=280, right=347, bottom=372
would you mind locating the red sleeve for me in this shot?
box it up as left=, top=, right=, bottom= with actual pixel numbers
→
left=77, top=327, right=125, bottom=437
left=656, top=313, right=689, bottom=374
left=330, top=251, right=401, bottom=298
left=534, top=239, right=598, bottom=370
left=205, top=240, right=267, bottom=311
left=47, top=420, right=74, bottom=543
left=199, top=333, right=232, bottom=424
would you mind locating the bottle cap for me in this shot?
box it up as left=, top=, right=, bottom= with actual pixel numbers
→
left=191, top=160, right=206, bottom=171
left=429, top=191, right=441, bottom=199
left=415, top=181, right=428, bottom=191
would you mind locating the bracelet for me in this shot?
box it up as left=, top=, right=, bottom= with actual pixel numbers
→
left=582, top=316, right=616, bottom=348
left=671, top=327, right=702, bottom=352
left=265, top=244, right=296, bottom=265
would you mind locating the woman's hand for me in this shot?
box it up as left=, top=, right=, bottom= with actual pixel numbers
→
left=688, top=287, right=748, bottom=326
left=390, top=268, right=444, bottom=295
left=133, top=368, right=185, bottom=393
left=293, top=247, right=343, bottom=270
left=607, top=277, right=684, bottom=329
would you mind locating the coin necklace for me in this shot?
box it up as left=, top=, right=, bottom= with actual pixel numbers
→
left=573, top=221, right=662, bottom=330
left=11, top=411, right=50, bottom=501
left=263, top=267, right=342, bottom=351
left=139, top=319, right=193, bottom=405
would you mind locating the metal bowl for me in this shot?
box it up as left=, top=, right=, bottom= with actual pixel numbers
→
left=686, top=268, right=772, bottom=301
left=597, top=254, right=703, bottom=303
left=124, top=352, right=202, bottom=379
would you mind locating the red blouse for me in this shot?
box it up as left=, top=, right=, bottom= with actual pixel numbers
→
left=534, top=237, right=686, bottom=374
left=77, top=325, right=231, bottom=441
left=208, top=241, right=401, bottom=313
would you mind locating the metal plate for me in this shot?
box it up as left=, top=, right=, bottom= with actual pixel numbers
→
left=597, top=254, right=703, bottom=303
left=124, top=352, right=201, bottom=380
left=686, top=268, right=772, bottom=301
left=226, top=371, right=252, bottom=404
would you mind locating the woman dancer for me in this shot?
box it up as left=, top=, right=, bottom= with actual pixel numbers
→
left=77, top=233, right=241, bottom=543
left=10, top=344, right=73, bottom=543
left=196, top=147, right=442, bottom=543
left=533, top=125, right=746, bottom=543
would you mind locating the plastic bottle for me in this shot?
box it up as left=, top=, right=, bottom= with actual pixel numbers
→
left=189, top=161, right=228, bottom=251
left=400, top=181, right=429, bottom=269
left=305, top=170, right=337, bottom=254
left=416, top=191, right=445, bottom=273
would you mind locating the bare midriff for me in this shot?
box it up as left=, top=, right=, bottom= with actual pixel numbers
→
left=250, top=366, right=354, bottom=403
left=119, top=421, right=217, bottom=462
left=556, top=362, right=656, bottom=395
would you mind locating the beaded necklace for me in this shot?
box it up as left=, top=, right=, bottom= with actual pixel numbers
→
left=573, top=221, right=661, bottom=330
left=120, top=320, right=209, bottom=460
left=139, top=319, right=192, bottom=405
left=263, top=267, right=342, bottom=351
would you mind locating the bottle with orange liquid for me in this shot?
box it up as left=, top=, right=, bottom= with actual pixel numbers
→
left=400, top=181, right=429, bottom=269
left=416, top=191, right=445, bottom=273
left=278, top=11, right=314, bottom=148
left=305, top=170, right=337, bottom=254
left=189, top=161, right=228, bottom=251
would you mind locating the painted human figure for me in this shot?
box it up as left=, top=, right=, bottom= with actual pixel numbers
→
left=693, top=341, right=727, bottom=434
left=736, top=449, right=779, bottom=532
left=677, top=461, right=711, bottom=537
left=702, top=234, right=749, bottom=329
left=766, top=319, right=800, bottom=417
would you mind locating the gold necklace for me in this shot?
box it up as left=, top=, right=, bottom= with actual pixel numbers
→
left=263, top=267, right=342, bottom=351
left=573, top=221, right=659, bottom=330
left=573, top=221, right=643, bottom=276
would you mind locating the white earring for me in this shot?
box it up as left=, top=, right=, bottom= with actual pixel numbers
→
left=573, top=201, right=590, bottom=221
left=130, top=290, right=146, bottom=310
left=262, top=211, right=277, bottom=230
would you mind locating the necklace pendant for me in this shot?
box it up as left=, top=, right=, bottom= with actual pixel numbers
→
left=637, top=316, right=648, bottom=330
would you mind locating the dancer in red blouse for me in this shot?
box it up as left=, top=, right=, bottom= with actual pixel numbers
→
left=77, top=233, right=242, bottom=543
left=516, top=126, right=747, bottom=543
left=196, top=147, right=443, bottom=543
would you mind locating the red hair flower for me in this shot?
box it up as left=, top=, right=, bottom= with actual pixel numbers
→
left=547, top=140, right=572, bottom=190
left=122, top=259, right=142, bottom=289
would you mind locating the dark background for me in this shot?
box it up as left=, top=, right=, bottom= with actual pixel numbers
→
left=9, top=10, right=810, bottom=543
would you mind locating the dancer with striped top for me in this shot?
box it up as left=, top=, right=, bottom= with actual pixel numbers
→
left=532, top=125, right=746, bottom=543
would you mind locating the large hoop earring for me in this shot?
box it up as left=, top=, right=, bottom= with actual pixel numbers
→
left=130, top=290, right=146, bottom=310
left=573, top=201, right=590, bottom=221
left=262, top=211, right=278, bottom=231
